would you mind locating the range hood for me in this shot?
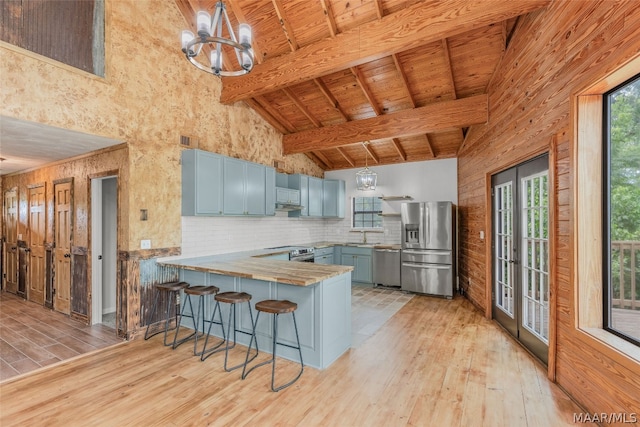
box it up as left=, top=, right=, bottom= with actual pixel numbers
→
left=275, top=203, right=303, bottom=212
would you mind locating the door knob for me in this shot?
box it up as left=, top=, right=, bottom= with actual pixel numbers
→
left=64, top=253, right=71, bottom=258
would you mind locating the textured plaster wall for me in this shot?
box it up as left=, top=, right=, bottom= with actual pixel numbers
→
left=0, top=0, right=321, bottom=251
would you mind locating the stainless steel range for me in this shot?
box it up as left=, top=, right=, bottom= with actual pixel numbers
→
left=289, top=247, right=315, bottom=262
left=267, top=246, right=315, bottom=262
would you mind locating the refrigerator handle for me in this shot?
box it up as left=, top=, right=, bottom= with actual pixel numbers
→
left=403, top=262, right=450, bottom=269
left=420, top=203, right=428, bottom=246
left=403, top=250, right=450, bottom=256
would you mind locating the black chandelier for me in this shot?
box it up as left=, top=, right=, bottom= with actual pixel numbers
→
left=181, top=1, right=254, bottom=77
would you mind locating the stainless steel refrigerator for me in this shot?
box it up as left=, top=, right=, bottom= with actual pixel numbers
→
left=401, top=201, right=456, bottom=298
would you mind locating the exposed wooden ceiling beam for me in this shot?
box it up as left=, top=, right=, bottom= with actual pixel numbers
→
left=391, top=138, right=407, bottom=161
left=424, top=134, right=436, bottom=158
left=392, top=54, right=416, bottom=108
left=254, top=95, right=296, bottom=133
left=373, top=0, right=384, bottom=20
left=441, top=39, right=457, bottom=99
left=362, top=143, right=380, bottom=164
left=272, top=0, right=299, bottom=51
left=350, top=67, right=382, bottom=116
left=174, top=0, right=197, bottom=25
left=314, top=78, right=349, bottom=120
left=313, top=150, right=333, bottom=169
left=319, top=0, right=338, bottom=37
left=336, top=147, right=355, bottom=167
left=225, top=0, right=265, bottom=64
left=220, top=0, right=551, bottom=103
left=283, top=95, right=488, bottom=154
left=305, top=152, right=328, bottom=169
left=283, top=88, right=322, bottom=128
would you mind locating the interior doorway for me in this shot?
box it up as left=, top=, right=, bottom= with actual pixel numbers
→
left=491, top=154, right=550, bottom=365
left=91, top=176, right=118, bottom=327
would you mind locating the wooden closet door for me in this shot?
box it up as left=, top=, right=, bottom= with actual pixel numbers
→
left=54, top=181, right=73, bottom=315
left=3, top=189, right=18, bottom=294
left=28, top=185, right=46, bottom=305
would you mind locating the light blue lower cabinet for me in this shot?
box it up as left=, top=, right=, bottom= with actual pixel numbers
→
left=177, top=269, right=351, bottom=369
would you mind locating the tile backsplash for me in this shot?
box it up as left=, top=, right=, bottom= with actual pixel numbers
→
left=181, top=212, right=402, bottom=257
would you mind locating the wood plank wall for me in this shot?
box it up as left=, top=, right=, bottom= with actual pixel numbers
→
left=0, top=0, right=97, bottom=74
left=458, top=0, right=640, bottom=419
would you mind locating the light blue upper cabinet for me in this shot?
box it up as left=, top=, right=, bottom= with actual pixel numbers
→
left=265, top=167, right=276, bottom=216
left=288, top=174, right=344, bottom=218
left=323, top=179, right=345, bottom=218
left=222, top=157, right=246, bottom=215
left=222, top=157, right=267, bottom=216
left=288, top=174, right=309, bottom=217
left=181, top=149, right=223, bottom=216
left=245, top=162, right=267, bottom=215
left=308, top=176, right=323, bottom=217
left=182, top=149, right=273, bottom=217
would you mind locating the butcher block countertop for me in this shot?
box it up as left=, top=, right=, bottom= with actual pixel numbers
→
left=160, top=252, right=353, bottom=286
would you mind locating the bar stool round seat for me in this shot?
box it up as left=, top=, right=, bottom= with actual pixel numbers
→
left=242, top=299, right=304, bottom=392
left=144, top=281, right=190, bottom=347
left=215, top=291, right=252, bottom=304
left=255, top=300, right=297, bottom=314
left=157, top=281, right=190, bottom=293
left=173, top=285, right=220, bottom=355
left=201, top=291, right=259, bottom=371
left=186, top=285, right=218, bottom=296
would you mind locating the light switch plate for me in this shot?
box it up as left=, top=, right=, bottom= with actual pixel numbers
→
left=140, top=239, right=151, bottom=249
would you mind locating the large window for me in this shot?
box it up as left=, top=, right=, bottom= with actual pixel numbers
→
left=352, top=197, right=382, bottom=229
left=604, top=74, right=640, bottom=346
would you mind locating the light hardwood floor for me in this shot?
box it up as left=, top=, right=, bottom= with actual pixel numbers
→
left=0, top=294, right=584, bottom=426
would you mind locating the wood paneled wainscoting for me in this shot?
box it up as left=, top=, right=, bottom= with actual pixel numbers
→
left=0, top=295, right=585, bottom=426
left=117, top=248, right=180, bottom=339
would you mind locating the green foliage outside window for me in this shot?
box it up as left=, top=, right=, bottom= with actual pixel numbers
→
left=353, top=197, right=382, bottom=228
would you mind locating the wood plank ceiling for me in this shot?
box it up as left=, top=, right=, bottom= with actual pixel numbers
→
left=175, top=0, right=551, bottom=171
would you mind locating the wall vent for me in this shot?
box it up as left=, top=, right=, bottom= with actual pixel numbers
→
left=180, top=135, right=198, bottom=148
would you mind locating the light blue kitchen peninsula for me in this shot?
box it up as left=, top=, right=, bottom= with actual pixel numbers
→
left=159, top=254, right=353, bottom=370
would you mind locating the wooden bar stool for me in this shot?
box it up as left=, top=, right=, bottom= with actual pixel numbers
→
left=201, top=291, right=259, bottom=371
left=173, top=285, right=220, bottom=356
left=144, top=281, right=190, bottom=347
left=242, top=299, right=304, bottom=392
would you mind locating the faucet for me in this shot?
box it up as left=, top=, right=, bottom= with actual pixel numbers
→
left=362, top=230, right=368, bottom=244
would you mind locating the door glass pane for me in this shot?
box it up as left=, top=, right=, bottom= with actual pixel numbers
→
left=521, top=172, right=549, bottom=343
left=495, top=182, right=514, bottom=317
left=605, top=76, right=640, bottom=344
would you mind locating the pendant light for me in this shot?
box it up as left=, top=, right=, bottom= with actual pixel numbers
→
left=356, top=142, right=377, bottom=191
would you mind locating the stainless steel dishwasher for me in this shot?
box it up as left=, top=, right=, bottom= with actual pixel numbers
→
left=373, top=248, right=401, bottom=287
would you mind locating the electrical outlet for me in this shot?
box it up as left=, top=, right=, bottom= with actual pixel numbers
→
left=140, top=239, right=151, bottom=249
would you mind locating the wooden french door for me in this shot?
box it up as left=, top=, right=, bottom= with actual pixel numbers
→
left=492, top=154, right=550, bottom=364
left=54, top=181, right=73, bottom=315
left=28, top=185, right=46, bottom=305
left=3, top=189, right=18, bottom=294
